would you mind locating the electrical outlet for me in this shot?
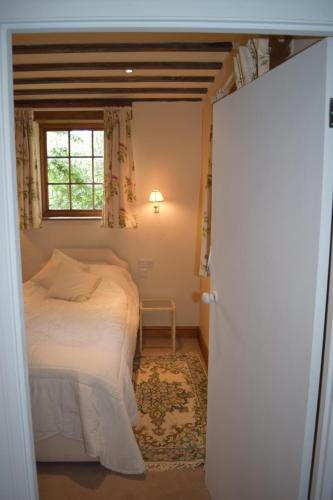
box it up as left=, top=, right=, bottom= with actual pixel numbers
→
left=138, top=258, right=154, bottom=270
left=138, top=268, right=148, bottom=279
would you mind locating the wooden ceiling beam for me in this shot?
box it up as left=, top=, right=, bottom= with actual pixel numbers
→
left=14, top=75, right=215, bottom=85
left=13, top=61, right=222, bottom=72
left=15, top=87, right=208, bottom=96
left=13, top=42, right=232, bottom=54
left=15, top=98, right=202, bottom=108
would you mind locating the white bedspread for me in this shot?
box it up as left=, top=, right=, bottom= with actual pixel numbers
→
left=24, top=264, right=145, bottom=474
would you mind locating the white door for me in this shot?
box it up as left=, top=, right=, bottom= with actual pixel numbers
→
left=206, top=39, right=333, bottom=500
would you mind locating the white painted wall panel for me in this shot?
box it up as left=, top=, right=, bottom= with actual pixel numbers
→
left=206, top=39, right=333, bottom=500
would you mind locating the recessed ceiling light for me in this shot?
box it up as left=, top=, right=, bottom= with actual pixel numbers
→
left=125, top=69, right=133, bottom=74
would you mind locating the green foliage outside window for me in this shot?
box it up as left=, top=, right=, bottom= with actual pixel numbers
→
left=46, top=129, right=104, bottom=212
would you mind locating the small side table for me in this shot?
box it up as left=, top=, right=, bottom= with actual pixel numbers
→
left=139, top=298, right=176, bottom=353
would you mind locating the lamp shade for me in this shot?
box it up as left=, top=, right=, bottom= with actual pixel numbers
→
left=149, top=190, right=164, bottom=203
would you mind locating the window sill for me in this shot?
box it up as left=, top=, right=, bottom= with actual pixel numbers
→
left=43, top=216, right=102, bottom=221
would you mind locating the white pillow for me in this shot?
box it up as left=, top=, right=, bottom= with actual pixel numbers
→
left=46, top=261, right=101, bottom=302
left=32, top=249, right=89, bottom=289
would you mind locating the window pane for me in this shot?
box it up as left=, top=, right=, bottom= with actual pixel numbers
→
left=47, top=158, right=69, bottom=183
left=93, top=131, right=104, bottom=156
left=70, top=130, right=92, bottom=156
left=94, top=185, right=103, bottom=209
left=48, top=185, right=70, bottom=209
left=71, top=158, right=92, bottom=183
left=47, top=131, right=68, bottom=157
left=94, top=158, right=104, bottom=183
left=72, top=184, right=93, bottom=209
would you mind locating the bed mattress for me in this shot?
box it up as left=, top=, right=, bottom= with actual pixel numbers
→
left=24, top=263, right=144, bottom=474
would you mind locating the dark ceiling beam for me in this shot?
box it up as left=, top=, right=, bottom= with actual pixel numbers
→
left=13, top=42, right=232, bottom=54
left=14, top=87, right=207, bottom=96
left=13, top=61, right=222, bottom=72
left=14, top=75, right=215, bottom=85
left=15, top=98, right=202, bottom=108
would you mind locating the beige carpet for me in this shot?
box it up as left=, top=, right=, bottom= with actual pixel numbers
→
left=37, top=463, right=212, bottom=500
left=37, top=338, right=211, bottom=499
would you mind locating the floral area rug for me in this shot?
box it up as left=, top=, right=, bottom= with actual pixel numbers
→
left=133, top=352, right=207, bottom=471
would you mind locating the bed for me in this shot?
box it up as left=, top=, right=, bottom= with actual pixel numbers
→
left=24, top=247, right=144, bottom=474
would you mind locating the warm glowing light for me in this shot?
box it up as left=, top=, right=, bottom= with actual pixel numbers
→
left=125, top=69, right=133, bottom=73
left=149, top=189, right=164, bottom=213
left=149, top=190, right=164, bottom=203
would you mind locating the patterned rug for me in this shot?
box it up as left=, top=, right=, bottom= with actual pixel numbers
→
left=133, top=352, right=207, bottom=471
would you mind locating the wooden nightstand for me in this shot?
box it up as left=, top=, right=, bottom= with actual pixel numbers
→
left=139, top=298, right=176, bottom=353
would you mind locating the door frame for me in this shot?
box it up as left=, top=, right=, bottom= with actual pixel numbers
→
left=1, top=12, right=333, bottom=500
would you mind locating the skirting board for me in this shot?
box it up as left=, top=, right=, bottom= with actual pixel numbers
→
left=198, top=328, right=209, bottom=367
left=142, top=326, right=208, bottom=367
left=143, top=325, right=199, bottom=338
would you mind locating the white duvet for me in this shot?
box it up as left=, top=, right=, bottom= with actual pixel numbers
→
left=24, top=263, right=145, bottom=474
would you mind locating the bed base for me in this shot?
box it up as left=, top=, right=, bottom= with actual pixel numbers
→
left=35, top=435, right=96, bottom=463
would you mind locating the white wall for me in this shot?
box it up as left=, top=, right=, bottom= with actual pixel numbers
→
left=20, top=102, right=202, bottom=326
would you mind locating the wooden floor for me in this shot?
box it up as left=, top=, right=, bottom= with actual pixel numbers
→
left=37, top=336, right=211, bottom=500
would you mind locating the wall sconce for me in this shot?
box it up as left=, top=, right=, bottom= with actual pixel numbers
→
left=149, top=189, right=164, bottom=213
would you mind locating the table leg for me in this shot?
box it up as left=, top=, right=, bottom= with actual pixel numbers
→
left=172, top=308, right=176, bottom=352
left=139, top=309, right=143, bottom=353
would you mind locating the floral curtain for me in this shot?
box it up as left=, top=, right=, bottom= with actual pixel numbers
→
left=233, top=38, right=270, bottom=89
left=102, top=107, right=137, bottom=228
left=199, top=124, right=213, bottom=277
left=15, top=109, right=42, bottom=230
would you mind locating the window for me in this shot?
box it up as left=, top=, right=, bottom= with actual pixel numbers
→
left=40, top=124, right=104, bottom=217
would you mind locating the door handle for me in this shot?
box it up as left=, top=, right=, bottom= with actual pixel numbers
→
left=201, top=291, right=218, bottom=304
